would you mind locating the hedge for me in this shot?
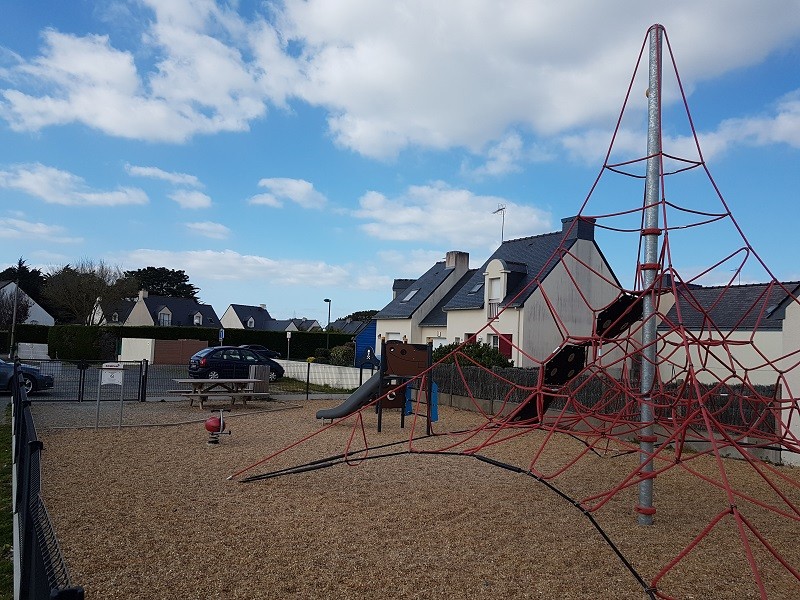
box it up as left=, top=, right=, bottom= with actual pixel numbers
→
left=0, top=324, right=51, bottom=353
left=40, top=324, right=352, bottom=361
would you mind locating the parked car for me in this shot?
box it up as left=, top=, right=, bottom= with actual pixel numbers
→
left=188, top=346, right=284, bottom=381
left=239, top=344, right=282, bottom=359
left=0, top=358, right=54, bottom=394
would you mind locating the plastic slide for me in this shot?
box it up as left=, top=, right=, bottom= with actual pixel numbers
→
left=315, top=372, right=381, bottom=420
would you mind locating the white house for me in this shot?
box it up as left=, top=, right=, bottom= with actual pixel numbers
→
left=0, top=280, right=54, bottom=326
left=125, top=290, right=220, bottom=327
left=375, top=217, right=621, bottom=368
left=657, top=280, right=800, bottom=465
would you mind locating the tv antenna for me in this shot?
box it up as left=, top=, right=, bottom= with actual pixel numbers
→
left=492, top=203, right=507, bottom=243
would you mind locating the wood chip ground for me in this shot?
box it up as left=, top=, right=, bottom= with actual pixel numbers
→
left=33, top=397, right=800, bottom=599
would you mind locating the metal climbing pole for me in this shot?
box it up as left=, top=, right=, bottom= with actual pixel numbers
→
left=638, top=24, right=663, bottom=526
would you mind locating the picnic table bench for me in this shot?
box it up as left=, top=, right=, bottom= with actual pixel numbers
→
left=172, top=378, right=271, bottom=409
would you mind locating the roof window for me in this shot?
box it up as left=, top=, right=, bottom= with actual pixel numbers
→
left=400, top=289, right=419, bottom=302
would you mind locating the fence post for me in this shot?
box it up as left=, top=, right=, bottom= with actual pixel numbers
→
left=77, top=361, right=89, bottom=402
left=138, top=359, right=149, bottom=402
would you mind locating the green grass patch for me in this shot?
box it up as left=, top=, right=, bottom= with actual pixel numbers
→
left=272, top=378, right=357, bottom=395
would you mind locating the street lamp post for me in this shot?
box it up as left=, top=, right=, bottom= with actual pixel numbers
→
left=324, top=298, right=331, bottom=349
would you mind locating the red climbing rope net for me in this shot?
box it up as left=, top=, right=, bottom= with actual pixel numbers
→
left=232, top=26, right=800, bottom=599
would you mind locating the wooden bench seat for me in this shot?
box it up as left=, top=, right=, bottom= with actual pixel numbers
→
left=181, top=391, right=274, bottom=408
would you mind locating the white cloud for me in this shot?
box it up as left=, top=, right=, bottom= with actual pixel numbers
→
left=354, top=182, right=552, bottom=250
left=1, top=15, right=269, bottom=141
left=186, top=221, right=230, bottom=239
left=122, top=248, right=351, bottom=287
left=279, top=0, right=800, bottom=158
left=169, top=189, right=212, bottom=209
left=125, top=164, right=202, bottom=187
left=466, top=133, right=525, bottom=178
left=377, top=248, right=451, bottom=280
left=251, top=178, right=327, bottom=209
left=247, top=193, right=282, bottom=208
left=561, top=89, right=800, bottom=166
left=1, top=1, right=800, bottom=160
left=0, top=217, right=82, bottom=243
left=0, top=163, right=148, bottom=206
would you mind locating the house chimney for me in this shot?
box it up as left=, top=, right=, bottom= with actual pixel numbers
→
left=561, top=216, right=596, bottom=241
left=138, top=289, right=148, bottom=301
left=259, top=304, right=266, bottom=310
left=445, top=251, right=469, bottom=272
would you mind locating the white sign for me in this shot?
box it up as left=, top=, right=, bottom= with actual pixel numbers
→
left=101, top=362, right=124, bottom=386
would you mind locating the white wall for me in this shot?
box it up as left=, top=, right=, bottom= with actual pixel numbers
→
left=220, top=306, right=245, bottom=329
left=278, top=360, right=373, bottom=389
left=780, top=301, right=800, bottom=465
left=119, top=338, right=155, bottom=362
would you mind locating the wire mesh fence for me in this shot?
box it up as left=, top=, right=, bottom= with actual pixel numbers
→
left=11, top=360, right=84, bottom=599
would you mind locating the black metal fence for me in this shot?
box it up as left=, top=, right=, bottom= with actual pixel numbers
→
left=11, top=359, right=84, bottom=599
left=432, top=363, right=777, bottom=434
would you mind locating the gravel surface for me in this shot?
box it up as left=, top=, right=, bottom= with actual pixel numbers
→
left=33, top=397, right=800, bottom=600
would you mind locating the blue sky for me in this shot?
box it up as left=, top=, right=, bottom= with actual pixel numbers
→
left=1, top=1, right=799, bottom=326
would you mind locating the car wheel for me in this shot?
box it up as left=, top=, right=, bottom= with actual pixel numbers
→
left=22, top=374, right=35, bottom=394
left=207, top=370, right=220, bottom=379
left=269, top=370, right=278, bottom=382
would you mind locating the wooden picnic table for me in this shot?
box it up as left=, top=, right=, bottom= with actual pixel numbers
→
left=172, top=378, right=271, bottom=409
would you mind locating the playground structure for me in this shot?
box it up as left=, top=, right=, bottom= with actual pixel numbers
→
left=205, top=409, right=231, bottom=445
left=230, top=25, right=800, bottom=599
left=316, top=339, right=437, bottom=433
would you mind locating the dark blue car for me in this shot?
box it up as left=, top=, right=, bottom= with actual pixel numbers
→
left=0, top=358, right=54, bottom=394
left=188, top=346, right=284, bottom=381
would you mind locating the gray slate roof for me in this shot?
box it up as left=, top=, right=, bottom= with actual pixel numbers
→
left=144, top=295, right=219, bottom=326
left=329, top=318, right=367, bottom=334
left=419, top=269, right=478, bottom=326
left=375, top=261, right=455, bottom=319
left=444, top=217, right=598, bottom=312
left=102, top=299, right=136, bottom=323
left=660, top=281, right=800, bottom=332
left=228, top=304, right=274, bottom=329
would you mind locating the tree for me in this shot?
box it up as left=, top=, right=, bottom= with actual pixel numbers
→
left=0, top=285, right=32, bottom=328
left=43, top=259, right=128, bottom=324
left=0, top=257, right=46, bottom=305
left=124, top=267, right=200, bottom=300
left=344, top=309, right=379, bottom=322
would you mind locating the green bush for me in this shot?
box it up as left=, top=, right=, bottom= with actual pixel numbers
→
left=314, top=347, right=331, bottom=364
left=330, top=343, right=355, bottom=367
left=432, top=341, right=513, bottom=369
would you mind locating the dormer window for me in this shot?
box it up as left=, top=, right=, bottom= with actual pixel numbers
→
left=247, top=317, right=255, bottom=328
left=401, top=289, right=419, bottom=302
left=158, top=310, right=172, bottom=326
left=488, top=277, right=502, bottom=318
left=193, top=313, right=203, bottom=326
left=111, top=312, right=119, bottom=323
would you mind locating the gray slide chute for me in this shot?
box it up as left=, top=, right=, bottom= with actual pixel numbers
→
left=316, top=372, right=380, bottom=420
